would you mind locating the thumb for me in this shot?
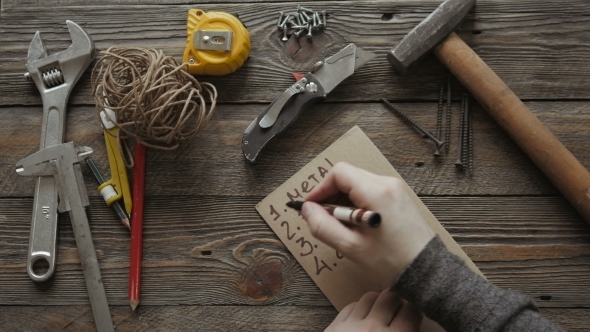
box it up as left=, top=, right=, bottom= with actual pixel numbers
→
left=301, top=202, right=359, bottom=255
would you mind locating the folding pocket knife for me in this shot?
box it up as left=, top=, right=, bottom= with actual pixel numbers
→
left=242, top=43, right=376, bottom=163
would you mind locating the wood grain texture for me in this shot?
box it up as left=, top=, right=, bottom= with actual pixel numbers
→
left=0, top=306, right=586, bottom=331
left=3, top=0, right=590, bottom=328
left=1, top=195, right=589, bottom=307
left=1, top=1, right=590, bottom=105
left=2, top=101, right=590, bottom=197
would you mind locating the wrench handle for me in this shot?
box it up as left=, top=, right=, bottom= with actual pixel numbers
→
left=435, top=32, right=590, bottom=223
left=27, top=176, right=59, bottom=281
left=27, top=93, right=69, bottom=281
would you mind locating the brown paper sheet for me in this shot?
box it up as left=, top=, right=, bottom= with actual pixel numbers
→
left=256, top=126, right=482, bottom=331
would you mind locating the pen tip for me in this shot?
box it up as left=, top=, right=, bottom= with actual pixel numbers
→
left=130, top=300, right=139, bottom=311
left=369, top=213, right=381, bottom=228
left=286, top=200, right=304, bottom=210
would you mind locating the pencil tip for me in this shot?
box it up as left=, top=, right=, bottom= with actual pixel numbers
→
left=286, top=200, right=304, bottom=210
left=122, top=218, right=131, bottom=230
left=130, top=300, right=139, bottom=311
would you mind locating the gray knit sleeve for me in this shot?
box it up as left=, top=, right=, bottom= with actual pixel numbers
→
left=391, top=236, right=564, bottom=332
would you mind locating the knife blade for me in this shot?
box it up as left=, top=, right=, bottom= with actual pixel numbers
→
left=242, top=43, right=376, bottom=163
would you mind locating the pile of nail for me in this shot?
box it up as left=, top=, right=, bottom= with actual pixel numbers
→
left=277, top=6, right=327, bottom=41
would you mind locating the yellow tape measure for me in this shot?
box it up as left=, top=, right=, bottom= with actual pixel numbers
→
left=183, top=9, right=250, bottom=76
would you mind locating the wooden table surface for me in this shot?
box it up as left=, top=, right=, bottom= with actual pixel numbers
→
left=2, top=0, right=590, bottom=331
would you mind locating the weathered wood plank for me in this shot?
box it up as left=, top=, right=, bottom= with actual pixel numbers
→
left=4, top=0, right=590, bottom=11
left=0, top=306, right=336, bottom=332
left=1, top=195, right=589, bottom=307
left=1, top=1, right=590, bottom=105
left=0, top=305, right=586, bottom=331
left=2, top=101, right=590, bottom=197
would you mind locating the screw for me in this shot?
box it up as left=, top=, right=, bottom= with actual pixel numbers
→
left=294, top=29, right=307, bottom=38
left=435, top=79, right=444, bottom=157
left=307, top=23, right=313, bottom=38
left=305, top=82, right=318, bottom=93
left=301, top=11, right=311, bottom=22
left=282, top=24, right=288, bottom=41
left=291, top=25, right=307, bottom=29
left=295, top=13, right=302, bottom=26
left=381, top=98, right=445, bottom=153
left=462, top=94, right=469, bottom=168
left=321, top=11, right=327, bottom=28
left=280, top=15, right=290, bottom=27
left=445, top=75, right=452, bottom=154
left=313, top=12, right=318, bottom=27
left=455, top=94, right=467, bottom=168
left=287, top=17, right=296, bottom=26
left=298, top=5, right=315, bottom=14
left=315, top=12, right=323, bottom=29
left=277, top=11, right=284, bottom=28
left=299, top=13, right=308, bottom=25
left=467, top=95, right=473, bottom=175
left=189, top=58, right=195, bottom=64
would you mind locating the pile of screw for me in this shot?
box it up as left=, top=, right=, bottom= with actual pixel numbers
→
left=277, top=6, right=327, bottom=41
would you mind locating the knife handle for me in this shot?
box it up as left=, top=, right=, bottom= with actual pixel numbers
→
left=242, top=73, right=326, bottom=163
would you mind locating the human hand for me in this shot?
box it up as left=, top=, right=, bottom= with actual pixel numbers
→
left=325, top=290, right=422, bottom=332
left=301, top=162, right=435, bottom=284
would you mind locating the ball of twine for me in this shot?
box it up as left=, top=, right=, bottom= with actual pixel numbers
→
left=91, top=47, right=217, bottom=167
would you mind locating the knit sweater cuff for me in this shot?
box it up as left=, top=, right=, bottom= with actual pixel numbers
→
left=391, top=236, right=538, bottom=332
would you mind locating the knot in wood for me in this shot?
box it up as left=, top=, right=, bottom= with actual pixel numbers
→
left=240, top=260, right=283, bottom=301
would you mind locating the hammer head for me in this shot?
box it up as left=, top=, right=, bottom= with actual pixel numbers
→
left=387, top=0, right=475, bottom=75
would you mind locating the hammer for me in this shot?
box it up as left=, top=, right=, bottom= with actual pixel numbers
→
left=388, top=0, right=590, bottom=223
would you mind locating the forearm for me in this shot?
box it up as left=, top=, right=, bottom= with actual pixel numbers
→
left=391, top=236, right=564, bottom=332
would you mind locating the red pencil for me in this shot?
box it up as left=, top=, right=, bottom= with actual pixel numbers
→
left=129, top=142, right=146, bottom=311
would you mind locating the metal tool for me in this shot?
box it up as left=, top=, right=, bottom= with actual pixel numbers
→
left=435, top=79, right=444, bottom=156
left=16, top=142, right=114, bottom=332
left=242, top=43, right=376, bottom=163
left=387, top=0, right=590, bottom=223
left=276, top=6, right=327, bottom=41
left=381, top=98, right=445, bottom=153
left=445, top=75, right=452, bottom=154
left=455, top=94, right=466, bottom=168
left=183, top=9, right=250, bottom=75
left=23, top=20, right=95, bottom=282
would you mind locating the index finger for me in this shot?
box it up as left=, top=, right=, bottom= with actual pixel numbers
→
left=306, top=162, right=368, bottom=201
left=305, top=162, right=380, bottom=209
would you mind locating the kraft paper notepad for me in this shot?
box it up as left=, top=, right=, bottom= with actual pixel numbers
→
left=256, top=126, right=482, bottom=331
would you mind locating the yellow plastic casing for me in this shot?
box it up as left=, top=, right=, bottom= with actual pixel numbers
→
left=99, top=127, right=132, bottom=214
left=183, top=9, right=250, bottom=76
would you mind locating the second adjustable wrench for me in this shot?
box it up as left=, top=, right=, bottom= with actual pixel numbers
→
left=24, top=21, right=95, bottom=281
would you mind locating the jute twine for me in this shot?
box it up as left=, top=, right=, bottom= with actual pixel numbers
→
left=91, top=47, right=217, bottom=167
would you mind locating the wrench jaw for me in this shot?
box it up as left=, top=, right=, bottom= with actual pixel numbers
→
left=66, top=20, right=95, bottom=61
left=25, top=20, right=95, bottom=94
left=27, top=32, right=47, bottom=63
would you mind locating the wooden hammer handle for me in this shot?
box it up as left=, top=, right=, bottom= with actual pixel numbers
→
left=435, top=32, right=590, bottom=223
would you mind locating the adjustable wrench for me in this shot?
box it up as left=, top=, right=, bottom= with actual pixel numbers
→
left=24, top=21, right=95, bottom=281
left=16, top=142, right=114, bottom=332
